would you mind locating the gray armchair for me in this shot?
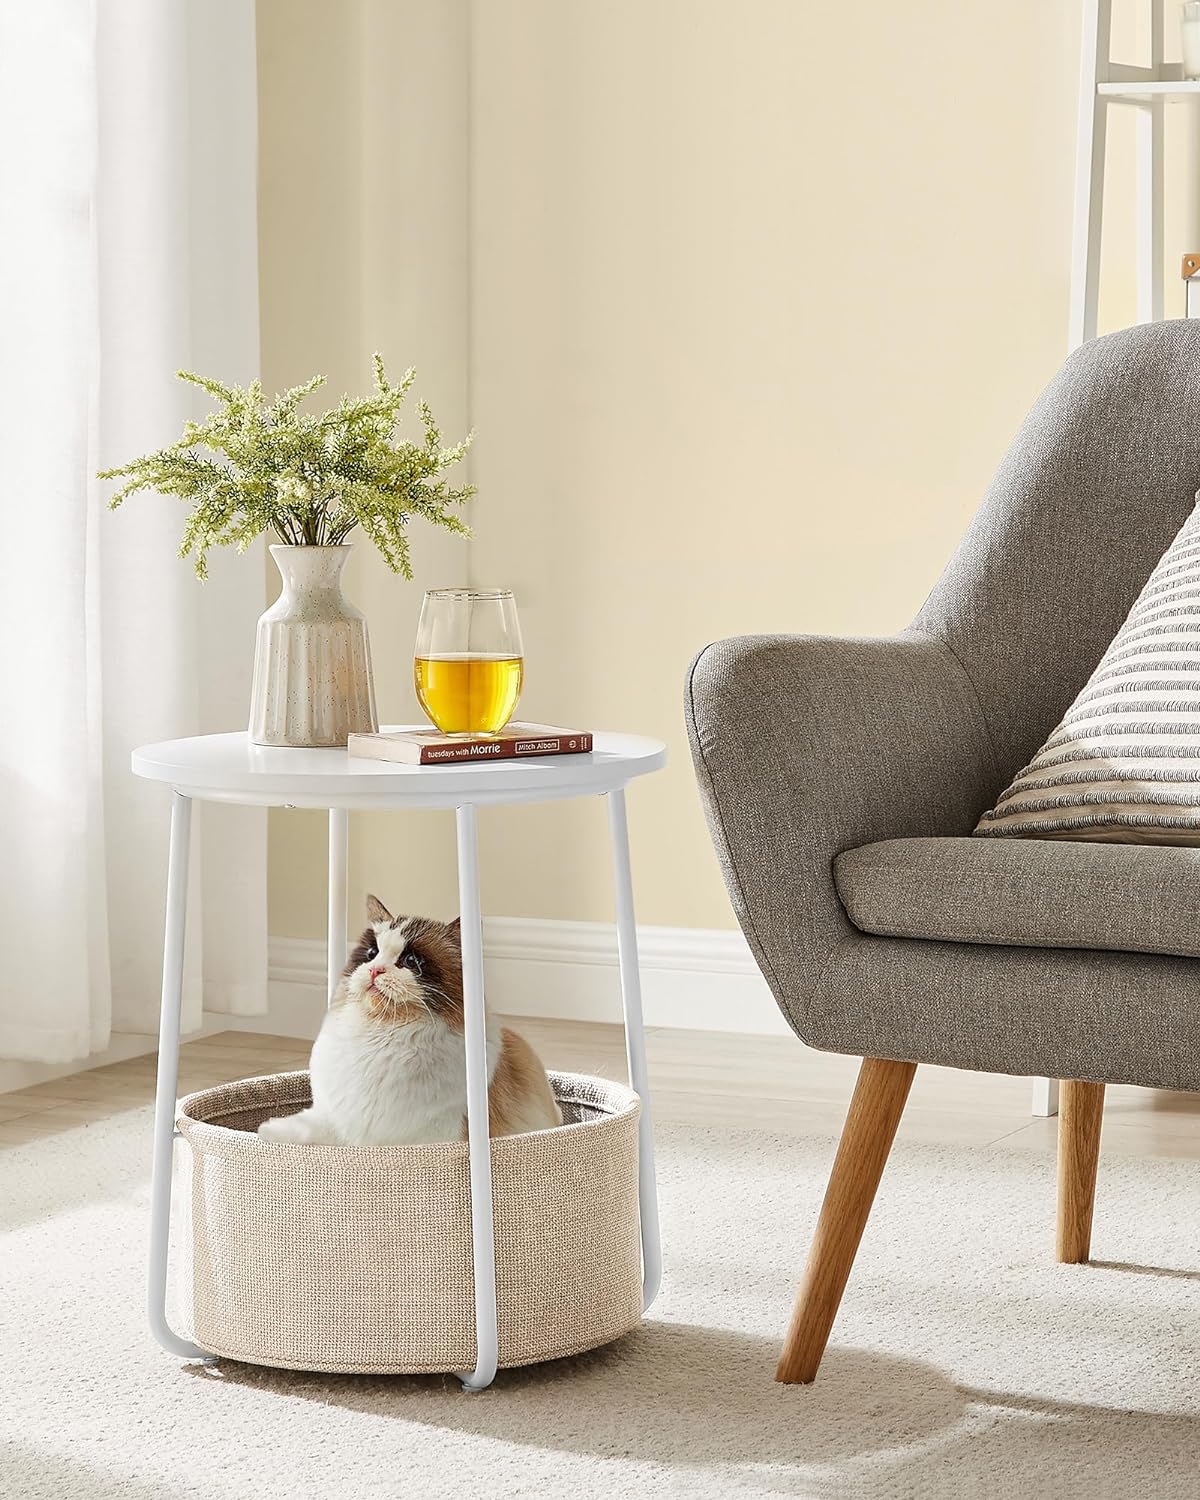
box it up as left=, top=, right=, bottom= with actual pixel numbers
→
left=686, top=319, right=1200, bottom=1383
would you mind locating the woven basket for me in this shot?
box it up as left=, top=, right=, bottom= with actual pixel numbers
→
left=175, top=1070, right=643, bottom=1374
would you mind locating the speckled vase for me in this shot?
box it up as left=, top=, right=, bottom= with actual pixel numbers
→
left=249, top=545, right=378, bottom=747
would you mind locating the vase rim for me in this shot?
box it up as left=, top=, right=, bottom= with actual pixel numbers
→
left=269, top=542, right=353, bottom=551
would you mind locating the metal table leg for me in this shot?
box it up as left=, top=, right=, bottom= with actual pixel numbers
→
left=606, top=788, right=663, bottom=1311
left=327, top=808, right=349, bottom=1005
left=147, top=791, right=211, bottom=1360
left=455, top=803, right=499, bottom=1391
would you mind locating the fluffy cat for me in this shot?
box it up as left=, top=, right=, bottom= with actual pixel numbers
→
left=257, top=894, right=562, bottom=1146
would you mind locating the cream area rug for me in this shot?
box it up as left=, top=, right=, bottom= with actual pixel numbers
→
left=2, top=1106, right=1199, bottom=1500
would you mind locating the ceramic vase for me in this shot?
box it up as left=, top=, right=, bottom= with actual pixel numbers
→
left=249, top=545, right=378, bottom=747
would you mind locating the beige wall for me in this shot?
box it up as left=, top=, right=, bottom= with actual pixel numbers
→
left=258, top=0, right=470, bottom=939
left=259, top=1, right=1196, bottom=940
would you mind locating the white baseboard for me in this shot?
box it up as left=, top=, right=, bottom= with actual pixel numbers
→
left=263, top=918, right=790, bottom=1041
left=0, top=922, right=785, bottom=1094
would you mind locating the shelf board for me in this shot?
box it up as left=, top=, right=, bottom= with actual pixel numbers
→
left=1099, top=80, right=1200, bottom=101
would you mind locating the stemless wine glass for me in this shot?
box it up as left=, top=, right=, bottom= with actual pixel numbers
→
left=414, top=588, right=524, bottom=735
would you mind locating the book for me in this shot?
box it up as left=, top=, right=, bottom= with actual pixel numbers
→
left=347, top=722, right=594, bottom=766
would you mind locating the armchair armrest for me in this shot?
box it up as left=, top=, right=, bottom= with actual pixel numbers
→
left=685, top=629, right=998, bottom=1026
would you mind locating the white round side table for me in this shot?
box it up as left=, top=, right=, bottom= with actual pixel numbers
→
left=131, top=728, right=667, bottom=1390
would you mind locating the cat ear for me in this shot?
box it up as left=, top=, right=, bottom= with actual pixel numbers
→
left=366, top=893, right=392, bottom=925
left=446, top=916, right=461, bottom=937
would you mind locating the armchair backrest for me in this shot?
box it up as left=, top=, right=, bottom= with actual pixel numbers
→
left=915, top=319, right=1200, bottom=792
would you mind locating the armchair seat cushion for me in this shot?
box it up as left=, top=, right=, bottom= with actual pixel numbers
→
left=834, top=836, right=1200, bottom=958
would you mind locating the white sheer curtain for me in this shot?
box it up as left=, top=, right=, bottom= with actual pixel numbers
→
left=0, top=0, right=267, bottom=1063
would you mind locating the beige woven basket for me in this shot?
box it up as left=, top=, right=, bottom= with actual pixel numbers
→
left=175, top=1070, right=643, bottom=1374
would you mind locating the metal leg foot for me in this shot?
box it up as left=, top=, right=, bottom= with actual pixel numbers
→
left=148, top=792, right=212, bottom=1361
left=607, top=788, right=663, bottom=1312
left=455, top=804, right=499, bottom=1391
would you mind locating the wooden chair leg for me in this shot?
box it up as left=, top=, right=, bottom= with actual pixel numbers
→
left=776, top=1056, right=917, bottom=1384
left=1056, top=1079, right=1105, bottom=1264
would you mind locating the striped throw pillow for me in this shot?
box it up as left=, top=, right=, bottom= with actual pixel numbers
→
left=975, top=498, right=1200, bottom=843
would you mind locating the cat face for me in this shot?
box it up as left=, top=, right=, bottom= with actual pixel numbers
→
left=340, top=894, right=464, bottom=1027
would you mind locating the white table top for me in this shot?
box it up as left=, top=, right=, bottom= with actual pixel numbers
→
left=131, top=728, right=667, bottom=809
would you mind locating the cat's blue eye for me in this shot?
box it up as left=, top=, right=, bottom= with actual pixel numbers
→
left=403, top=951, right=423, bottom=974
left=363, top=946, right=377, bottom=963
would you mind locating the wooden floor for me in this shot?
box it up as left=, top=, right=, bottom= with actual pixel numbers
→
left=1, top=1016, right=1199, bottom=1156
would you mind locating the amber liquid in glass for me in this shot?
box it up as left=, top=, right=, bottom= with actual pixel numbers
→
left=414, top=653, right=525, bottom=735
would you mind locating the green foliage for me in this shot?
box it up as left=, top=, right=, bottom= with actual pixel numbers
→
left=99, top=355, right=475, bottom=579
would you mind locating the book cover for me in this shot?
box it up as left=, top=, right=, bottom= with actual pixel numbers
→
left=348, top=723, right=594, bottom=766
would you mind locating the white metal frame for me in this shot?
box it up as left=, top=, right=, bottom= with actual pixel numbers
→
left=144, top=771, right=662, bottom=1392
left=608, top=788, right=663, bottom=1309
left=148, top=793, right=211, bottom=1361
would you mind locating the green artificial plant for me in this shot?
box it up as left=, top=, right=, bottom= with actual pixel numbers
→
left=100, top=356, right=474, bottom=579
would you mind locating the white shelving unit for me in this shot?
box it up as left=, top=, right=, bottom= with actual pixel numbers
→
left=1045, top=3, right=1189, bottom=1121
left=1070, top=0, right=1176, bottom=350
